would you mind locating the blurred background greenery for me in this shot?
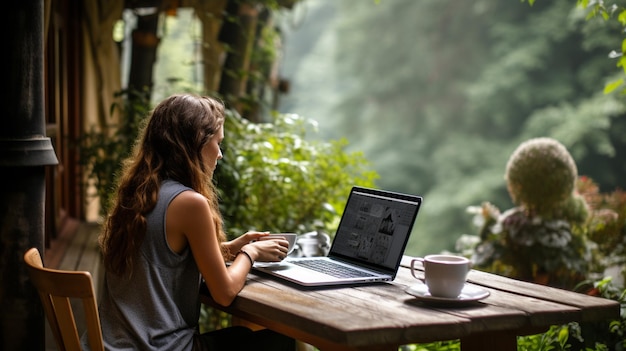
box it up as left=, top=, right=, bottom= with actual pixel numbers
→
left=150, top=0, right=626, bottom=257
left=274, top=0, right=626, bottom=256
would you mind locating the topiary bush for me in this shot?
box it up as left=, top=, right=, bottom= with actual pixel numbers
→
left=505, top=137, right=579, bottom=216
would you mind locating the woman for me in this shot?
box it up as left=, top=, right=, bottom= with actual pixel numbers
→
left=86, top=93, right=295, bottom=350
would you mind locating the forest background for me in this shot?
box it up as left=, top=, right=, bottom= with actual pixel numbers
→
left=153, top=0, right=626, bottom=257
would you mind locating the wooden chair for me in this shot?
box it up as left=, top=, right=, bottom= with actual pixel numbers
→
left=23, top=247, right=104, bottom=351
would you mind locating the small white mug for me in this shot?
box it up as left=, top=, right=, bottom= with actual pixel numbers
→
left=411, top=254, right=471, bottom=298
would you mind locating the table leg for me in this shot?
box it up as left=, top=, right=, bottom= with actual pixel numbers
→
left=460, top=331, right=517, bottom=351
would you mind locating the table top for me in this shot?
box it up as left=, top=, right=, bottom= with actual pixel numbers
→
left=200, top=255, right=620, bottom=351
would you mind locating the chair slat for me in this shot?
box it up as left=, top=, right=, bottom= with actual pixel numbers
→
left=51, top=296, right=81, bottom=351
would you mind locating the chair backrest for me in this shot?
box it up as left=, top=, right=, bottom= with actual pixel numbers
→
left=23, top=248, right=104, bottom=351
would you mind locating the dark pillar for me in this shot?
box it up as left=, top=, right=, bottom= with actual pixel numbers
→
left=218, top=0, right=259, bottom=120
left=128, top=7, right=160, bottom=98
left=0, top=0, right=59, bottom=350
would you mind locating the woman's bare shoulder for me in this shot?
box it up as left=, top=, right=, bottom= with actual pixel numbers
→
left=166, top=190, right=212, bottom=253
left=168, top=190, right=210, bottom=218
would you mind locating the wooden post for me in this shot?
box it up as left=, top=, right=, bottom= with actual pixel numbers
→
left=218, top=1, right=259, bottom=119
left=194, top=0, right=228, bottom=92
left=128, top=8, right=160, bottom=96
left=0, top=0, right=58, bottom=349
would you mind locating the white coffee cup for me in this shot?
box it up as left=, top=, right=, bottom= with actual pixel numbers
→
left=259, top=233, right=297, bottom=255
left=411, top=254, right=471, bottom=298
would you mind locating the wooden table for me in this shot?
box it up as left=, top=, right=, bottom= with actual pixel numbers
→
left=200, top=256, right=620, bottom=351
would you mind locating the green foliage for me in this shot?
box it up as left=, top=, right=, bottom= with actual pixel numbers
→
left=526, top=0, right=626, bottom=95
left=580, top=5, right=626, bottom=95
left=576, top=177, right=626, bottom=280
left=573, top=277, right=626, bottom=350
left=520, top=92, right=625, bottom=159
left=516, top=276, right=626, bottom=351
left=214, top=109, right=378, bottom=237
left=77, top=89, right=152, bottom=216
left=517, top=323, right=584, bottom=351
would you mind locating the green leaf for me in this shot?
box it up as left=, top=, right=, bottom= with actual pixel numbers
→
left=618, top=9, right=626, bottom=25
left=557, top=326, right=569, bottom=345
left=603, top=78, right=623, bottom=94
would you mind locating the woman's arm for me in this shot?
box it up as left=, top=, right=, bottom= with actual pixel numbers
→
left=166, top=191, right=288, bottom=306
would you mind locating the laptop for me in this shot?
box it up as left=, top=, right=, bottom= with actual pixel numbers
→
left=253, top=186, right=423, bottom=287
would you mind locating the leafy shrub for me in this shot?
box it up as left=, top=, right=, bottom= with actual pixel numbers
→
left=468, top=202, right=590, bottom=288
left=514, top=277, right=625, bottom=351
left=214, top=110, right=378, bottom=238
left=577, top=176, right=626, bottom=278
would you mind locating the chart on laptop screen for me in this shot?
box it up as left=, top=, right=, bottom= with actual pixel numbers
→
left=330, top=190, right=418, bottom=268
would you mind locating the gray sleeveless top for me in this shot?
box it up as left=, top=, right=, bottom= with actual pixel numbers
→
left=90, top=180, right=201, bottom=351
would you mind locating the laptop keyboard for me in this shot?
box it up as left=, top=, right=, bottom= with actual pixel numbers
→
left=292, top=259, right=376, bottom=279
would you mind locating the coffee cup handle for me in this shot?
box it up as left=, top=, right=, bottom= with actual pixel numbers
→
left=410, top=257, right=425, bottom=280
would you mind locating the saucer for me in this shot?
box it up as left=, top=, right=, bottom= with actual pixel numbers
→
left=405, top=282, right=490, bottom=304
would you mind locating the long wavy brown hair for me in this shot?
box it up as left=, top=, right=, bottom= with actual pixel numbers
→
left=100, top=93, right=226, bottom=277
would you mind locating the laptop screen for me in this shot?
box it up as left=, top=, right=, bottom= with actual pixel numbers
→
left=328, top=187, right=422, bottom=273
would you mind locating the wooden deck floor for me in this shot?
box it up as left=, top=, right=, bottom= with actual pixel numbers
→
left=43, top=219, right=103, bottom=351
